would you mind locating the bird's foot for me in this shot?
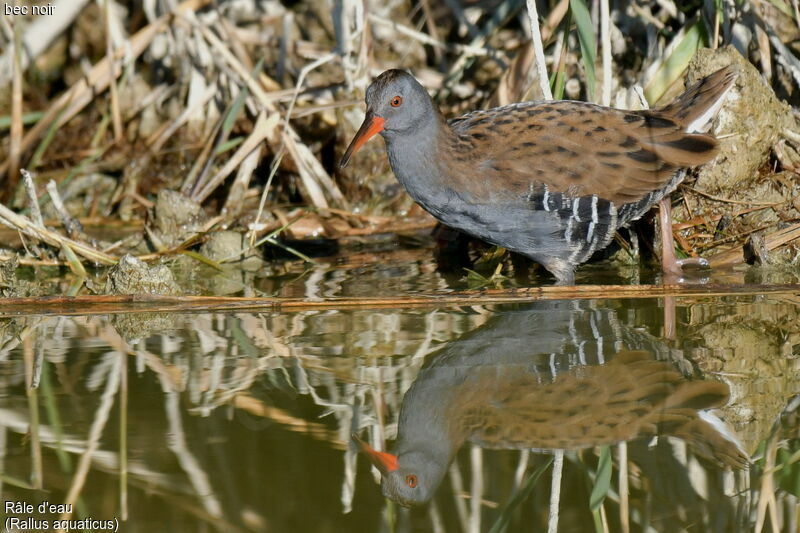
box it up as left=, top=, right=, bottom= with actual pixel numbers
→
left=658, top=197, right=711, bottom=284
left=674, top=256, right=710, bottom=269
left=662, top=256, right=710, bottom=284
left=538, top=258, right=575, bottom=286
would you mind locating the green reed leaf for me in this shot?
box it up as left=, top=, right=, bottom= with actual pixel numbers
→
left=569, top=0, right=597, bottom=101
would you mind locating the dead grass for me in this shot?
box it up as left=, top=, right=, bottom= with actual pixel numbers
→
left=0, top=0, right=798, bottom=285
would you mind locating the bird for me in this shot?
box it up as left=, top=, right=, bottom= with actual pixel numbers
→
left=340, top=66, right=736, bottom=284
left=353, top=304, right=748, bottom=507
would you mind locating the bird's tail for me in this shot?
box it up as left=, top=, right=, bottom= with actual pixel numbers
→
left=657, top=65, right=737, bottom=133
left=650, top=378, right=749, bottom=468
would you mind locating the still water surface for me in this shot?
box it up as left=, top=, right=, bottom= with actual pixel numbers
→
left=0, top=253, right=798, bottom=532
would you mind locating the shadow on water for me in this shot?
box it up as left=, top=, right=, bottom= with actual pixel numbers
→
left=0, top=290, right=798, bottom=532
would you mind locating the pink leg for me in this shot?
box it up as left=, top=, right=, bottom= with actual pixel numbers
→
left=664, top=295, right=676, bottom=340
left=659, top=197, right=708, bottom=282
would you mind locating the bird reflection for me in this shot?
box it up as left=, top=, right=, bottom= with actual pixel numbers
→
left=356, top=302, right=747, bottom=507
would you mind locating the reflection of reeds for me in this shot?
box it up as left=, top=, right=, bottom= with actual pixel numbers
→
left=119, top=351, right=128, bottom=521
left=58, top=354, right=120, bottom=527
left=164, top=384, right=224, bottom=519
left=38, top=332, right=74, bottom=476
left=0, top=303, right=797, bottom=531
left=755, top=437, right=780, bottom=532
left=751, top=396, right=800, bottom=533
left=23, top=333, right=42, bottom=489
left=617, top=442, right=630, bottom=533
left=548, top=449, right=564, bottom=533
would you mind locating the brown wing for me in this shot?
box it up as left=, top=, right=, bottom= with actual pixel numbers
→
left=457, top=351, right=682, bottom=449
left=445, top=101, right=718, bottom=205
left=456, top=351, right=747, bottom=468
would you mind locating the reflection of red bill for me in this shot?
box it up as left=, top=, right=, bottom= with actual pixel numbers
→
left=339, top=114, right=385, bottom=168
left=351, top=433, right=398, bottom=473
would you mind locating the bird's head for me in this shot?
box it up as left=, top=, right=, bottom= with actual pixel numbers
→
left=339, top=69, right=433, bottom=168
left=353, top=433, right=444, bottom=507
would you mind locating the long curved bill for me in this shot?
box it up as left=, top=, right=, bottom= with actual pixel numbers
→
left=352, top=433, right=398, bottom=474
left=339, top=113, right=385, bottom=168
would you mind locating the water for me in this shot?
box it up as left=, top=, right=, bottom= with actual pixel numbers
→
left=0, top=251, right=799, bottom=532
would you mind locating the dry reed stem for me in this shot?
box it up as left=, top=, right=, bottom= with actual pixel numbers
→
left=526, top=0, right=553, bottom=100
left=282, top=52, right=336, bottom=134
left=147, top=83, right=217, bottom=152
left=0, top=254, right=61, bottom=266
left=45, top=179, right=83, bottom=237
left=337, top=219, right=437, bottom=237
left=543, top=0, right=570, bottom=41
left=600, top=0, right=612, bottom=106
left=0, top=0, right=89, bottom=83
left=0, top=6, right=179, bottom=177
left=707, top=222, right=800, bottom=266
left=249, top=148, right=286, bottom=245
left=756, top=25, right=773, bottom=81
left=700, top=223, right=779, bottom=252
left=682, top=186, right=783, bottom=207
left=439, top=0, right=519, bottom=94
left=0, top=203, right=117, bottom=265
left=194, top=111, right=279, bottom=202
left=760, top=17, right=800, bottom=87
left=104, top=0, right=123, bottom=142
left=672, top=205, right=776, bottom=231
left=419, top=0, right=443, bottom=65
left=181, top=119, right=224, bottom=194
left=223, top=139, right=262, bottom=215
left=194, top=19, right=347, bottom=208
left=8, top=21, right=23, bottom=192
left=368, top=15, right=491, bottom=56
left=20, top=170, right=43, bottom=228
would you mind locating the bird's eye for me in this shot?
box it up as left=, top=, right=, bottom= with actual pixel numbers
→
left=406, top=474, right=417, bottom=488
left=390, top=96, right=403, bottom=107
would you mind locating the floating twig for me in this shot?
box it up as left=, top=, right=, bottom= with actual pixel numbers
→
left=2, top=282, right=800, bottom=317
